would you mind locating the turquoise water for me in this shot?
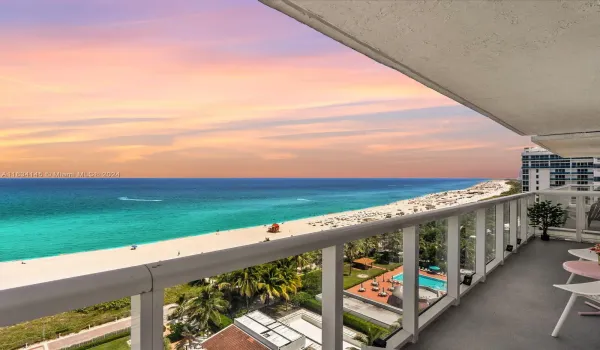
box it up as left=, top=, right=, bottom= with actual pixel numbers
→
left=393, top=273, right=448, bottom=291
left=0, top=178, right=485, bottom=262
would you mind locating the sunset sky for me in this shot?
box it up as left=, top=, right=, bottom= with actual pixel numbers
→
left=0, top=0, right=530, bottom=178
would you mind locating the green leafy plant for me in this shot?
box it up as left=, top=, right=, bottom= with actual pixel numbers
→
left=527, top=200, right=567, bottom=241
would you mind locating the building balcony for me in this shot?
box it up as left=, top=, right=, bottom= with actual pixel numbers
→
left=1, top=188, right=599, bottom=349
left=404, top=239, right=598, bottom=350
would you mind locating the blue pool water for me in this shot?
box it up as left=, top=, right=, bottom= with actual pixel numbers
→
left=0, top=178, right=485, bottom=262
left=393, top=273, right=447, bottom=291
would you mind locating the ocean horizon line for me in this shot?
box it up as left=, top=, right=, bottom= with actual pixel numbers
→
left=0, top=178, right=495, bottom=261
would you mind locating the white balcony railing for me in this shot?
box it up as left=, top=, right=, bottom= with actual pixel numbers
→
left=2, top=188, right=599, bottom=349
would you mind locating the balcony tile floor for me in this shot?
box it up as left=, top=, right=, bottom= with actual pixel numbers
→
left=404, top=239, right=599, bottom=350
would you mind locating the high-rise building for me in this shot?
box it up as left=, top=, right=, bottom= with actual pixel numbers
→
left=521, top=147, right=600, bottom=192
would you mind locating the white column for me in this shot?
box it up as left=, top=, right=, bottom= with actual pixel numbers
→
left=131, top=288, right=164, bottom=350
left=509, top=200, right=518, bottom=253
left=520, top=197, right=529, bottom=243
left=446, top=216, right=460, bottom=305
left=495, top=204, right=505, bottom=265
left=576, top=196, right=585, bottom=242
left=403, top=226, right=419, bottom=343
left=322, top=244, right=343, bottom=350
left=475, top=208, right=486, bottom=282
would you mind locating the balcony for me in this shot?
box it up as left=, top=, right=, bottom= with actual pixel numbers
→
left=2, top=187, right=599, bottom=350
left=404, top=239, right=598, bottom=350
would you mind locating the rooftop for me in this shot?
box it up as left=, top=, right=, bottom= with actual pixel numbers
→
left=201, top=325, right=268, bottom=350
left=403, top=238, right=598, bottom=350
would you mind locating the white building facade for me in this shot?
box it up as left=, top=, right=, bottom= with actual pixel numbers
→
left=521, top=147, right=600, bottom=192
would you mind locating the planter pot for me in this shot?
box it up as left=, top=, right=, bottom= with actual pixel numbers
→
left=541, top=233, right=550, bottom=241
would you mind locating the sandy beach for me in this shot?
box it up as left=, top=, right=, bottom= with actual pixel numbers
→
left=0, top=180, right=510, bottom=290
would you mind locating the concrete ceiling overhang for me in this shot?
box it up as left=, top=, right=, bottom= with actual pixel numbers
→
left=533, top=132, right=600, bottom=157
left=259, top=0, right=600, bottom=155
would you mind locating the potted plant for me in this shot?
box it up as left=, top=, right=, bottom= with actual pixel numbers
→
left=591, top=244, right=600, bottom=265
left=527, top=200, right=568, bottom=241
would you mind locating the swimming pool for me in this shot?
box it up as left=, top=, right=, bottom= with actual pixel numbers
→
left=393, top=273, right=447, bottom=291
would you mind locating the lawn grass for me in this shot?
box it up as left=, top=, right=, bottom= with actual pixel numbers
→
left=87, top=336, right=130, bottom=350
left=342, top=265, right=387, bottom=289
left=0, top=308, right=129, bottom=350
left=373, top=262, right=402, bottom=271
left=0, top=283, right=204, bottom=350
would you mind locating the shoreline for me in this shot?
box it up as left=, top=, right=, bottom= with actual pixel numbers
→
left=0, top=180, right=510, bottom=290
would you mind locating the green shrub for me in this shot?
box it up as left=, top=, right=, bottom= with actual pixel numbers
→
left=167, top=322, right=185, bottom=342
left=342, top=313, right=389, bottom=338
left=163, top=337, right=171, bottom=350
left=210, top=313, right=233, bottom=332
left=300, top=271, right=322, bottom=296
left=291, top=292, right=313, bottom=307
left=299, top=298, right=321, bottom=314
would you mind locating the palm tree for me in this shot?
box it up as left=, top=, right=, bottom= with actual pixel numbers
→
left=257, top=264, right=286, bottom=305
left=278, top=266, right=302, bottom=309
left=344, top=241, right=361, bottom=275
left=184, top=286, right=229, bottom=332
left=170, top=294, right=188, bottom=321
left=175, top=322, right=197, bottom=350
left=360, top=236, right=379, bottom=256
left=293, top=254, right=309, bottom=271
left=233, top=266, right=260, bottom=310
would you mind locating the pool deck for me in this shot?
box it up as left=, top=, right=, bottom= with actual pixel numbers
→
left=346, top=265, right=447, bottom=308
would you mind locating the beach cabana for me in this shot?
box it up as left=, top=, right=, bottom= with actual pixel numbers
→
left=353, top=257, right=375, bottom=270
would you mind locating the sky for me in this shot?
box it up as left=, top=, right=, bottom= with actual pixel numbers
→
left=0, top=0, right=531, bottom=178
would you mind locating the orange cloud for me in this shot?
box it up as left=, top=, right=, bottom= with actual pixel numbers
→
left=0, top=2, right=529, bottom=178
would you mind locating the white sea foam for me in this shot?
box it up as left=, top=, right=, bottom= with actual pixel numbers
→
left=118, top=196, right=163, bottom=202
left=296, top=198, right=311, bottom=202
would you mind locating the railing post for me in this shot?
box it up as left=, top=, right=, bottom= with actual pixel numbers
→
left=403, top=226, right=419, bottom=343
left=495, top=204, right=505, bottom=265
left=509, top=200, right=518, bottom=253
left=447, top=216, right=460, bottom=306
left=576, top=196, right=585, bottom=242
left=131, top=288, right=164, bottom=350
left=520, top=196, right=529, bottom=243
left=322, top=244, right=343, bottom=350
left=475, top=208, right=487, bottom=282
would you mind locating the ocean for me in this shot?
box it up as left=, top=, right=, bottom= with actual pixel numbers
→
left=0, top=178, right=485, bottom=262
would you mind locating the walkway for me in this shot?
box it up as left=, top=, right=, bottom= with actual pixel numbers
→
left=26, top=304, right=175, bottom=350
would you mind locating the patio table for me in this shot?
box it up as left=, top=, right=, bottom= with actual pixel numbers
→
left=563, top=261, right=600, bottom=280
left=566, top=249, right=599, bottom=284
left=562, top=260, right=600, bottom=317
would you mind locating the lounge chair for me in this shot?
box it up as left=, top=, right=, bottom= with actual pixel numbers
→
left=587, top=201, right=600, bottom=229
left=551, top=280, right=600, bottom=337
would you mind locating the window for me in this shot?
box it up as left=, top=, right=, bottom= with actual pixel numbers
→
left=536, top=169, right=539, bottom=173
left=536, top=175, right=539, bottom=179
left=536, top=181, right=539, bottom=184
left=536, top=186, right=539, bottom=190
